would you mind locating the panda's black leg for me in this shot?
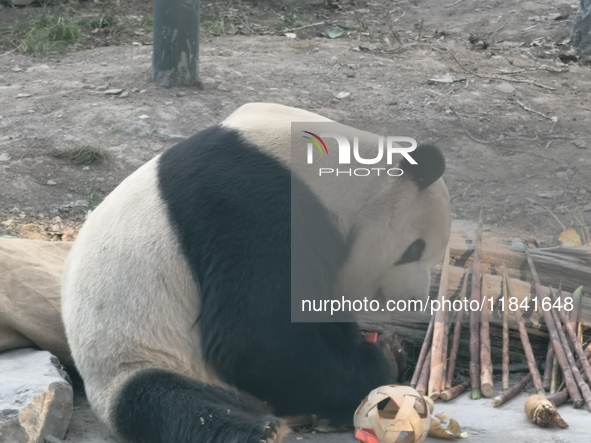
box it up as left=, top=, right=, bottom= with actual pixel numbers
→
left=113, top=369, right=289, bottom=443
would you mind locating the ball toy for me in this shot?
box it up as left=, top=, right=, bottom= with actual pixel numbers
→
left=354, top=385, right=434, bottom=443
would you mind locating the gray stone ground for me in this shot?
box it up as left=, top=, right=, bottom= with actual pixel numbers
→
left=66, top=384, right=591, bottom=443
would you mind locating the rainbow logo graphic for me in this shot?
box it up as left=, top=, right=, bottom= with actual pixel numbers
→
left=302, top=131, right=328, bottom=155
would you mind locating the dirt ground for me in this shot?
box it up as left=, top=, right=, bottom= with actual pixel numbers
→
left=1, top=1, right=591, bottom=442
left=0, top=0, right=590, bottom=246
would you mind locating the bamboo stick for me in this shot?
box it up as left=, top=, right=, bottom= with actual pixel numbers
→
left=523, top=246, right=585, bottom=409
left=445, top=270, right=468, bottom=390
left=542, top=340, right=554, bottom=392
left=410, top=315, right=435, bottom=388
left=429, top=243, right=451, bottom=400
left=551, top=287, right=591, bottom=387
left=441, top=380, right=471, bottom=401
left=416, top=348, right=432, bottom=396
left=572, top=287, right=584, bottom=344
left=469, top=210, right=483, bottom=400
left=550, top=356, right=560, bottom=394
left=492, top=373, right=532, bottom=407
left=504, top=267, right=545, bottom=396
left=502, top=266, right=510, bottom=391
left=547, top=288, right=591, bottom=410
left=480, top=274, right=494, bottom=398
left=547, top=388, right=569, bottom=407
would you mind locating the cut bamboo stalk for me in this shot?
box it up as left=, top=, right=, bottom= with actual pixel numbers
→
left=445, top=270, right=468, bottom=390
left=504, top=267, right=545, bottom=396
left=572, top=286, right=584, bottom=344
left=410, top=315, right=435, bottom=389
left=542, top=340, right=554, bottom=392
left=441, top=379, right=471, bottom=401
left=429, top=243, right=451, bottom=400
left=469, top=210, right=483, bottom=400
left=550, top=355, right=560, bottom=394
left=441, top=315, right=449, bottom=393
left=550, top=287, right=591, bottom=388
left=547, top=388, right=569, bottom=407
left=480, top=274, right=494, bottom=398
left=416, top=348, right=432, bottom=396
left=523, top=246, right=585, bottom=409
left=547, top=288, right=591, bottom=410
left=502, top=266, right=510, bottom=391
left=492, top=373, right=532, bottom=407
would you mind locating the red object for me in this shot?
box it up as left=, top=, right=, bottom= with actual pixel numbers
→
left=355, top=428, right=380, bottom=443
left=365, top=332, right=378, bottom=344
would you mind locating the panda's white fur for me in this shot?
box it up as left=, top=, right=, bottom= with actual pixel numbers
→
left=61, top=103, right=450, bottom=443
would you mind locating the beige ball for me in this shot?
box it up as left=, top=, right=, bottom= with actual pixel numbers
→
left=354, top=385, right=434, bottom=443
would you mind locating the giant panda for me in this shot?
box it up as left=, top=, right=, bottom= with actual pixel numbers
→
left=61, top=103, right=451, bottom=443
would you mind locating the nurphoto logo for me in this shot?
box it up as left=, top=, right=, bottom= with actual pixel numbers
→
left=302, top=131, right=418, bottom=177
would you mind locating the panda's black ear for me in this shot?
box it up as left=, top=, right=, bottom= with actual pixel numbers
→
left=399, top=144, right=446, bottom=190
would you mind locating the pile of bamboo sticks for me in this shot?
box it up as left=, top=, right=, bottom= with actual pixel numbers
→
left=409, top=212, right=590, bottom=413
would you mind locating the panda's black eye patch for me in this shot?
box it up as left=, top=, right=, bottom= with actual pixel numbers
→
left=395, top=239, right=426, bottom=266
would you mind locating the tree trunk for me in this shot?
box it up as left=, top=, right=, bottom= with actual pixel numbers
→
left=153, top=0, right=200, bottom=87
left=572, top=0, right=591, bottom=54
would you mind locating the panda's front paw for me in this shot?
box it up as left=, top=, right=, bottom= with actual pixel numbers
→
left=377, top=331, right=407, bottom=382
left=260, top=418, right=290, bottom=443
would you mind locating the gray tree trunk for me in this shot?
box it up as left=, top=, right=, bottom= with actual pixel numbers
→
left=153, top=0, right=200, bottom=87
left=572, top=0, right=591, bottom=54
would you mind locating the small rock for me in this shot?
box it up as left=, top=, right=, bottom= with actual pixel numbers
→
left=537, top=190, right=564, bottom=199
left=12, top=67, right=23, bottom=72
left=584, top=203, right=591, bottom=211
left=139, top=114, right=150, bottom=120
left=495, top=82, right=515, bottom=94
left=47, top=180, right=57, bottom=186
left=95, top=85, right=108, bottom=91
left=164, top=101, right=173, bottom=105
left=176, top=91, right=186, bottom=97
left=0, top=153, right=10, bottom=162
left=119, top=91, right=129, bottom=98
left=334, top=91, right=351, bottom=99
left=124, top=120, right=151, bottom=137
left=100, top=62, right=108, bottom=67
left=0, top=349, right=73, bottom=443
left=74, top=200, right=89, bottom=208
left=105, top=89, right=123, bottom=95
left=572, top=139, right=587, bottom=149
left=155, top=128, right=186, bottom=142
left=580, top=189, right=587, bottom=195
left=555, top=171, right=570, bottom=181
left=200, top=77, right=217, bottom=90
left=16, top=93, right=32, bottom=99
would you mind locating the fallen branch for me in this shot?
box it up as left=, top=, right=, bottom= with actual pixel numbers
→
left=452, top=53, right=556, bottom=91
left=282, top=21, right=326, bottom=33
left=515, top=99, right=556, bottom=121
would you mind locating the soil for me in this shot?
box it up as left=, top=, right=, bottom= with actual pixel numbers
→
left=1, top=0, right=590, bottom=245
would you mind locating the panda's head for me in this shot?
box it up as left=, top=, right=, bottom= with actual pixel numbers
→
left=334, top=143, right=451, bottom=304
left=223, top=103, right=451, bottom=305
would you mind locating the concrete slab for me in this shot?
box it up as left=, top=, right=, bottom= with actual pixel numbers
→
left=64, top=383, right=590, bottom=443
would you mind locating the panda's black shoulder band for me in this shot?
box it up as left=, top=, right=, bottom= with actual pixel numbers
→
left=399, top=144, right=446, bottom=190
